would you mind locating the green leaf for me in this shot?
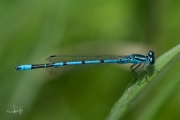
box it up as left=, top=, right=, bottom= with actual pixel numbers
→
left=106, top=44, right=180, bottom=120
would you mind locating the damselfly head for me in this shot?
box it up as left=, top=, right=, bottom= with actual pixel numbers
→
left=148, top=51, right=155, bottom=64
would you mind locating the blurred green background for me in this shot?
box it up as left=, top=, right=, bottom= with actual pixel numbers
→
left=0, top=0, right=180, bottom=120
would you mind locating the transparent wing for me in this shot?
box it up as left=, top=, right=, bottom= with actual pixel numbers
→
left=46, top=63, right=110, bottom=75
left=46, top=54, right=128, bottom=75
left=46, top=54, right=127, bottom=62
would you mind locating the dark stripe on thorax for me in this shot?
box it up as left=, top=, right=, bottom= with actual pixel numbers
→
left=135, top=57, right=146, bottom=61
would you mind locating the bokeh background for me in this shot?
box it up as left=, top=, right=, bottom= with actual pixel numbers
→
left=0, top=0, right=180, bottom=120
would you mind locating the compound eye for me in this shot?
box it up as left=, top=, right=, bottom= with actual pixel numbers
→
left=148, top=51, right=154, bottom=56
left=150, top=58, right=152, bottom=62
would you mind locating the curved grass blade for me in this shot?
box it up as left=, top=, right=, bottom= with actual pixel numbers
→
left=106, top=44, right=180, bottom=120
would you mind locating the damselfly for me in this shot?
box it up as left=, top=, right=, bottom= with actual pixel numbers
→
left=15, top=51, right=155, bottom=79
